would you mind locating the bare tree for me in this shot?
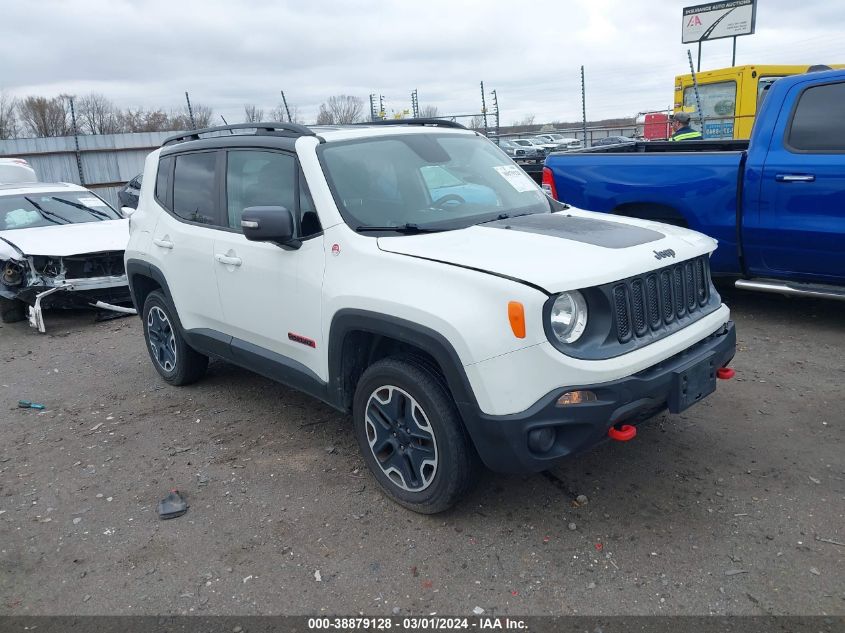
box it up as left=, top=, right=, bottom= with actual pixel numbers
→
left=77, top=93, right=121, bottom=134
left=18, top=96, right=69, bottom=137
left=0, top=91, right=17, bottom=139
left=243, top=104, right=264, bottom=123
left=324, top=95, right=364, bottom=124
left=190, top=103, right=213, bottom=129
left=270, top=102, right=300, bottom=123
left=468, top=115, right=485, bottom=131
left=419, top=104, right=439, bottom=118
left=315, top=103, right=335, bottom=125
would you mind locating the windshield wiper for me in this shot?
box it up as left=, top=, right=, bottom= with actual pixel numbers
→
left=51, top=196, right=115, bottom=220
left=355, top=224, right=444, bottom=234
left=474, top=212, right=536, bottom=226
left=24, top=197, right=71, bottom=225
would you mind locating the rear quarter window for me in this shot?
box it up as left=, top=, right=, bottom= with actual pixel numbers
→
left=787, top=81, right=845, bottom=152
left=155, top=156, right=173, bottom=209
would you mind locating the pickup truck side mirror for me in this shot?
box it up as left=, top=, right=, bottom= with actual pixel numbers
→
left=121, top=206, right=136, bottom=217
left=241, top=206, right=300, bottom=249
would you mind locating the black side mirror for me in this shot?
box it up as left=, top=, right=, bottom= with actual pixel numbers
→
left=241, top=206, right=300, bottom=249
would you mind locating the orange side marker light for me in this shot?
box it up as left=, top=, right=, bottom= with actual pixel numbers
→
left=508, top=301, right=526, bottom=339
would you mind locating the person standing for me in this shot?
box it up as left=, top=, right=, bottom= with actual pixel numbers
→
left=670, top=112, right=703, bottom=141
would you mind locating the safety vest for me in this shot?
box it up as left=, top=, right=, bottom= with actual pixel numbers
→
left=671, top=127, right=703, bottom=141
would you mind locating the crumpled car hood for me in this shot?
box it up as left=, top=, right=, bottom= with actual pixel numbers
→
left=377, top=209, right=717, bottom=293
left=0, top=219, right=129, bottom=258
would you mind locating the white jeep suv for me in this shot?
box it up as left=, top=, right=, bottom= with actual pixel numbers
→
left=125, top=120, right=736, bottom=513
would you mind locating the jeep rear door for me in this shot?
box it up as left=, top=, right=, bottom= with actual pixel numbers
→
left=152, top=151, right=226, bottom=331
left=749, top=78, right=845, bottom=283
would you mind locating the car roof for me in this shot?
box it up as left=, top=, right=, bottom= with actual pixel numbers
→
left=0, top=182, right=88, bottom=196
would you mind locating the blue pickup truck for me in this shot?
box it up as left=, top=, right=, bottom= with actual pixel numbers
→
left=543, top=69, right=845, bottom=300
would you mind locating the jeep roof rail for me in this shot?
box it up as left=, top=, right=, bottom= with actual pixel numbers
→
left=357, top=118, right=467, bottom=130
left=162, top=122, right=316, bottom=146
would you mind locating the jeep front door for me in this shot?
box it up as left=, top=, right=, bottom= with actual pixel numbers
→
left=212, top=150, right=325, bottom=380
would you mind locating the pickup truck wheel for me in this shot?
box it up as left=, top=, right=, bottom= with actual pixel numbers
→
left=353, top=357, right=480, bottom=514
left=142, top=290, right=208, bottom=386
left=0, top=297, right=27, bottom=324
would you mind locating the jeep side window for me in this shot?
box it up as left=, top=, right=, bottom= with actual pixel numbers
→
left=155, top=156, right=173, bottom=210
left=226, top=150, right=296, bottom=231
left=299, top=168, right=322, bottom=238
left=172, top=152, right=217, bottom=224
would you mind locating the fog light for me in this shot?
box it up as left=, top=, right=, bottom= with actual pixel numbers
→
left=527, top=427, right=556, bottom=453
left=556, top=390, right=597, bottom=406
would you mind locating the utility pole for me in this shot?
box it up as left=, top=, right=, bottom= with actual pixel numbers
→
left=184, top=91, right=196, bottom=129
left=66, top=96, right=85, bottom=185
left=580, top=66, right=588, bottom=147
left=369, top=94, right=378, bottom=122
left=687, top=49, right=704, bottom=130
left=480, top=81, right=488, bottom=136
left=490, top=89, right=500, bottom=138
left=280, top=91, right=292, bottom=122
left=411, top=89, right=420, bottom=118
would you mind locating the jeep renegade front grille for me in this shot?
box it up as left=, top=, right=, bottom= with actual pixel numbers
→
left=611, top=256, right=711, bottom=343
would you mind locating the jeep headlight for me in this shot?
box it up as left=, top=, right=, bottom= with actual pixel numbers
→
left=549, top=291, right=588, bottom=344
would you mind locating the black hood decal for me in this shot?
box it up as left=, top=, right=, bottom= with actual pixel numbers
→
left=482, top=214, right=664, bottom=249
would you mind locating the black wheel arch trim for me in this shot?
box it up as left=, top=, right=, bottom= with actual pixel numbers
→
left=126, top=259, right=175, bottom=313
left=327, top=309, right=480, bottom=416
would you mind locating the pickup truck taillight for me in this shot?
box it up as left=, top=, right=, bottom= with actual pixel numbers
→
left=542, top=167, right=558, bottom=200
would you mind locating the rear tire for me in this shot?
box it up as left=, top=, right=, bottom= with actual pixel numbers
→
left=0, top=297, right=26, bottom=324
left=141, top=290, right=207, bottom=385
left=352, top=357, right=480, bottom=514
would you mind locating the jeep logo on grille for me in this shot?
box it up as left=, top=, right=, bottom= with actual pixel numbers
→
left=653, top=249, right=676, bottom=260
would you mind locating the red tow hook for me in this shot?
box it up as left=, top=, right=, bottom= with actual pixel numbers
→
left=716, top=367, right=736, bottom=380
left=608, top=424, right=637, bottom=442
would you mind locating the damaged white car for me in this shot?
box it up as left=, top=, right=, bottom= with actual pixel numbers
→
left=0, top=182, right=135, bottom=331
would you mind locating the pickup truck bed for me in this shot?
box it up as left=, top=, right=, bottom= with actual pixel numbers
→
left=544, top=69, right=845, bottom=297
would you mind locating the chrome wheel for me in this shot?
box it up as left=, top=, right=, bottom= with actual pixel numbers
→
left=147, top=306, right=177, bottom=372
left=365, top=385, right=438, bottom=492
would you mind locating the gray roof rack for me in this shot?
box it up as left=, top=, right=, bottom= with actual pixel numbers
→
left=357, top=118, right=467, bottom=130
left=162, top=122, right=315, bottom=146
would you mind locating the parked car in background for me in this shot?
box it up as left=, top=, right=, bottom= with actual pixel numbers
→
left=592, top=136, right=635, bottom=147
left=511, top=138, right=548, bottom=156
left=535, top=134, right=582, bottom=151
left=0, top=182, right=133, bottom=330
left=543, top=68, right=845, bottom=300
left=0, top=158, right=37, bottom=184
left=498, top=139, right=543, bottom=162
left=118, top=173, right=143, bottom=209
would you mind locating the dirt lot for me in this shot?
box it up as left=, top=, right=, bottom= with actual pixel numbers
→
left=0, top=287, right=843, bottom=616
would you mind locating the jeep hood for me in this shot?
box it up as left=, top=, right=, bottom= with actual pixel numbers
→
left=377, top=210, right=716, bottom=293
left=0, top=219, right=129, bottom=259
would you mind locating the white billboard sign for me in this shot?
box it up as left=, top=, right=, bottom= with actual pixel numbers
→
left=682, top=0, right=757, bottom=44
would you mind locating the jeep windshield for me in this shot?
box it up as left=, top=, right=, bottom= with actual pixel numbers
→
left=0, top=191, right=121, bottom=230
left=319, top=133, right=555, bottom=233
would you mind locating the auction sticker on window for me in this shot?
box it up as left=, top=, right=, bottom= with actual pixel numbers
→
left=79, top=197, right=109, bottom=207
left=493, top=165, right=536, bottom=192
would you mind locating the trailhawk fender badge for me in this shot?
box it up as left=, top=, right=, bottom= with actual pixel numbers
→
left=653, top=249, right=676, bottom=260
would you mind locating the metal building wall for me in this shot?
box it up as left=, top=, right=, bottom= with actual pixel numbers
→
left=0, top=131, right=184, bottom=207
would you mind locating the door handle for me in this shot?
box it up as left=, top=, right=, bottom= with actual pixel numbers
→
left=214, top=254, right=242, bottom=267
left=775, top=174, right=815, bottom=182
left=153, top=238, right=174, bottom=249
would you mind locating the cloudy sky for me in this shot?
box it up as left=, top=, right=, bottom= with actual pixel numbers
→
left=1, top=0, right=843, bottom=127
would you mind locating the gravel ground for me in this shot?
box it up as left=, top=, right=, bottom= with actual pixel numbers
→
left=1, top=287, right=843, bottom=616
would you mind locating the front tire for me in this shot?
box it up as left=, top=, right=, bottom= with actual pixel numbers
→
left=0, top=297, right=26, bottom=324
left=141, top=290, right=207, bottom=385
left=352, top=357, right=480, bottom=514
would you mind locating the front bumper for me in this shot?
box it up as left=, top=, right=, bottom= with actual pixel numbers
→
left=12, top=275, right=135, bottom=332
left=459, top=321, right=736, bottom=474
